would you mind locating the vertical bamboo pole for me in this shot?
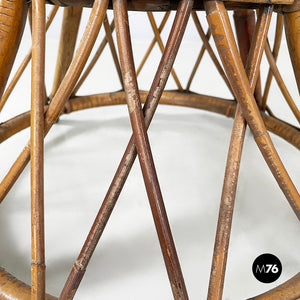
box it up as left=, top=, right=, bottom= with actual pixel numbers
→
left=205, top=0, right=300, bottom=220
left=28, top=5, right=48, bottom=105
left=31, top=0, right=46, bottom=298
left=49, top=6, right=82, bottom=100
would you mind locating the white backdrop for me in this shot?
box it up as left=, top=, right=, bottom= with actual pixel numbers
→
left=0, top=6, right=299, bottom=299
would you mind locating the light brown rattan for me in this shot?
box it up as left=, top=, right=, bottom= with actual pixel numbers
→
left=0, top=0, right=299, bottom=299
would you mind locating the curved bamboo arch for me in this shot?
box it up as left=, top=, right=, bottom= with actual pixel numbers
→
left=0, top=268, right=57, bottom=300
left=0, top=91, right=300, bottom=148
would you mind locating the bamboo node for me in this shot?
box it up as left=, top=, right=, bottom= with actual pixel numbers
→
left=74, top=259, right=85, bottom=272
left=31, top=261, right=46, bottom=270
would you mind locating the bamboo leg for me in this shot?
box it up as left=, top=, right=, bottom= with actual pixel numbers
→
left=59, top=1, right=193, bottom=299
left=205, top=0, right=300, bottom=219
left=191, top=11, right=232, bottom=93
left=233, top=9, right=262, bottom=105
left=49, top=7, right=82, bottom=100
left=234, top=10, right=255, bottom=66
left=208, top=107, right=246, bottom=300
left=185, top=27, right=211, bottom=91
left=284, top=10, right=300, bottom=95
left=261, top=13, right=283, bottom=110
left=264, top=40, right=300, bottom=124
left=28, top=6, right=48, bottom=106
left=136, top=12, right=170, bottom=76
left=71, top=20, right=114, bottom=96
left=147, top=12, right=183, bottom=91
left=0, top=0, right=109, bottom=203
left=31, top=0, right=45, bottom=298
left=207, top=6, right=273, bottom=300
left=115, top=2, right=188, bottom=298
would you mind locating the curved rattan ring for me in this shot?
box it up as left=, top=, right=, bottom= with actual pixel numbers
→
left=0, top=0, right=299, bottom=299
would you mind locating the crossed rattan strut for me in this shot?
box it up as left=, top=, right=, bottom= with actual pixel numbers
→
left=0, top=0, right=299, bottom=299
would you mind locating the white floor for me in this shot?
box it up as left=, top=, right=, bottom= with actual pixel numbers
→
left=0, top=9, right=299, bottom=299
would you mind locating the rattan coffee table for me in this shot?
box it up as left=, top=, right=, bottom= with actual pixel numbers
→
left=0, top=0, right=299, bottom=299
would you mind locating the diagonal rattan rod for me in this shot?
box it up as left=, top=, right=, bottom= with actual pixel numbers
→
left=71, top=19, right=114, bottom=96
left=261, top=13, right=283, bottom=110
left=102, top=14, right=123, bottom=88
left=264, top=40, right=300, bottom=124
left=136, top=12, right=170, bottom=76
left=207, top=6, right=273, bottom=300
left=58, top=1, right=193, bottom=299
left=49, top=7, right=83, bottom=100
left=31, top=0, right=46, bottom=298
left=147, top=12, right=184, bottom=91
left=0, top=0, right=109, bottom=203
left=205, top=0, right=300, bottom=220
left=0, top=6, right=59, bottom=112
left=185, top=27, right=211, bottom=91
left=208, top=109, right=246, bottom=300
left=191, top=11, right=233, bottom=93
left=115, top=1, right=189, bottom=298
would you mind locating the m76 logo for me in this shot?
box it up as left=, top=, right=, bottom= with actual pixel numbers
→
left=255, top=264, right=279, bottom=274
left=252, top=254, right=282, bottom=283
